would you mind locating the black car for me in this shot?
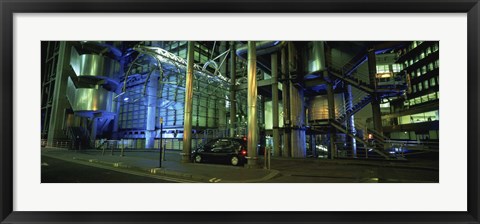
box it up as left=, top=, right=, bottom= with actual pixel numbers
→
left=191, top=138, right=248, bottom=166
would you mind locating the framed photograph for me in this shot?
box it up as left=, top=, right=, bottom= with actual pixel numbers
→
left=1, top=0, right=479, bottom=223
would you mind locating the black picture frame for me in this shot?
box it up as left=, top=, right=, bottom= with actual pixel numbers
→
left=1, top=0, right=479, bottom=223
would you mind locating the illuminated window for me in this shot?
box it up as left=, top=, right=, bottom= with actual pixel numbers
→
left=428, top=93, right=437, bottom=101
left=418, top=83, right=423, bottom=91
left=415, top=97, right=422, bottom=104
left=433, top=43, right=439, bottom=52
left=376, top=65, right=390, bottom=73
left=194, top=52, right=200, bottom=61
left=430, top=77, right=436, bottom=86
left=392, top=64, right=402, bottom=73
left=426, top=47, right=432, bottom=56
left=424, top=80, right=429, bottom=89
left=428, top=62, right=434, bottom=71
left=409, top=99, right=415, bottom=106
left=380, top=102, right=390, bottom=108
left=412, top=85, right=417, bottom=93
left=420, top=52, right=425, bottom=59
left=417, top=68, right=422, bottom=77
left=422, top=95, right=429, bottom=103
left=179, top=49, right=187, bottom=59
left=434, top=60, right=439, bottom=68
left=422, top=66, right=427, bottom=74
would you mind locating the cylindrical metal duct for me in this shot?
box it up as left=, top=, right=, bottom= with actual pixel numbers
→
left=145, top=75, right=158, bottom=149
left=67, top=45, right=121, bottom=117
left=305, top=41, right=326, bottom=74
left=236, top=41, right=287, bottom=73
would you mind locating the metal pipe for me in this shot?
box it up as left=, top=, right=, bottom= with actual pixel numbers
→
left=247, top=41, right=258, bottom=168
left=182, top=41, right=195, bottom=163
left=236, top=41, right=287, bottom=58
left=271, top=53, right=280, bottom=157
left=236, top=41, right=287, bottom=72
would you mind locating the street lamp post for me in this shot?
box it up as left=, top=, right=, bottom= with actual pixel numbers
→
left=159, top=117, right=164, bottom=168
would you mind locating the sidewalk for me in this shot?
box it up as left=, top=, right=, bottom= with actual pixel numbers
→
left=41, top=148, right=279, bottom=183
left=42, top=147, right=438, bottom=183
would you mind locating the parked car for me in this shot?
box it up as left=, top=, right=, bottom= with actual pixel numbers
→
left=191, top=138, right=248, bottom=166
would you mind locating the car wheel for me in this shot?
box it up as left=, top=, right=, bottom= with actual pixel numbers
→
left=230, top=156, right=239, bottom=166
left=194, top=155, right=202, bottom=163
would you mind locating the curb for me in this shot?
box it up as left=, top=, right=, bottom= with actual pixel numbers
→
left=42, top=153, right=280, bottom=183
left=269, top=157, right=439, bottom=171
left=71, top=157, right=212, bottom=183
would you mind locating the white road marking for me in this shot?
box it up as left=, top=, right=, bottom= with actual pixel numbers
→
left=209, top=178, right=222, bottom=183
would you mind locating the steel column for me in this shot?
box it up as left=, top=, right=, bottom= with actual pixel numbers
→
left=310, top=134, right=316, bottom=158
left=345, top=84, right=357, bottom=157
left=367, top=48, right=384, bottom=135
left=281, top=47, right=290, bottom=157
left=229, top=41, right=237, bottom=137
left=246, top=41, right=258, bottom=168
left=288, top=42, right=306, bottom=158
left=218, top=42, right=228, bottom=131
left=327, top=82, right=337, bottom=159
left=182, top=41, right=195, bottom=163
left=271, top=53, right=280, bottom=157
left=112, top=98, right=121, bottom=139
left=90, top=117, right=98, bottom=146
left=47, top=42, right=71, bottom=145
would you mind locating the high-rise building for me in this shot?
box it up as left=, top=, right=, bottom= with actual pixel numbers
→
left=383, top=41, right=439, bottom=141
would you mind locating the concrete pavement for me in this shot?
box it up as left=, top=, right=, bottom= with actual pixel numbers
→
left=42, top=147, right=279, bottom=183
left=41, top=147, right=438, bottom=183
